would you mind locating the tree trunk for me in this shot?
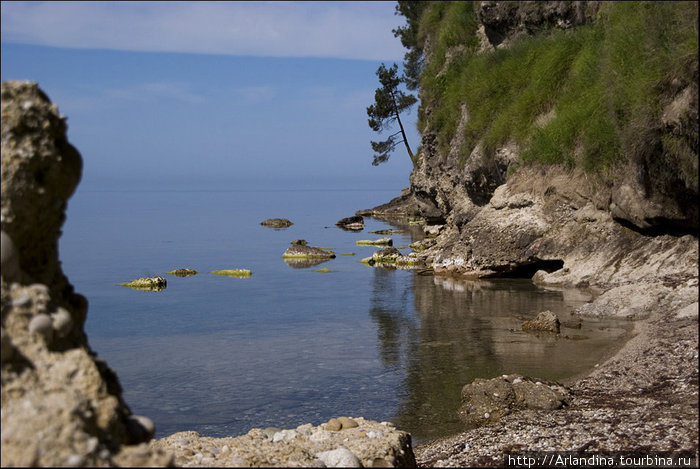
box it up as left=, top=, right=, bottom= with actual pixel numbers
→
left=390, top=91, right=414, bottom=163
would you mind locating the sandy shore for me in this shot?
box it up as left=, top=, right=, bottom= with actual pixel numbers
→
left=414, top=277, right=699, bottom=467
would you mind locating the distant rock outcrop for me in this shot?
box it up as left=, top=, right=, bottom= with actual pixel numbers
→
left=1, top=81, right=171, bottom=466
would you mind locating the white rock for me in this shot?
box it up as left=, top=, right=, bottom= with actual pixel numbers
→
left=316, top=447, right=362, bottom=468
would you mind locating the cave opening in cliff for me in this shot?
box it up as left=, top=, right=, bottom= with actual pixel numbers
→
left=498, top=259, right=565, bottom=279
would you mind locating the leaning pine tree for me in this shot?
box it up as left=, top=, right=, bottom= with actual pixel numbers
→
left=367, top=63, right=417, bottom=166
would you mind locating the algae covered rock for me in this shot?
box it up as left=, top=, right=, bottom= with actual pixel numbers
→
left=166, top=268, right=198, bottom=277
left=260, top=218, right=293, bottom=228
left=356, top=237, right=393, bottom=246
left=211, top=269, right=252, bottom=278
left=120, top=276, right=167, bottom=291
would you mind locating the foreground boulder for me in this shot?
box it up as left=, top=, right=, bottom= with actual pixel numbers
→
left=1, top=81, right=170, bottom=466
left=459, top=374, right=571, bottom=427
left=282, top=244, right=336, bottom=259
left=150, top=417, right=416, bottom=467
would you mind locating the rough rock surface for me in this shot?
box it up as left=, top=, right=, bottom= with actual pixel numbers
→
left=150, top=418, right=416, bottom=468
left=282, top=244, right=336, bottom=259
left=336, top=215, right=365, bottom=231
left=260, top=218, right=293, bottom=228
left=459, top=374, right=571, bottom=427
left=1, top=81, right=171, bottom=466
left=522, top=310, right=560, bottom=333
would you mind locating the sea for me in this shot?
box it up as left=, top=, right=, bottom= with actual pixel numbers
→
left=59, top=188, right=631, bottom=443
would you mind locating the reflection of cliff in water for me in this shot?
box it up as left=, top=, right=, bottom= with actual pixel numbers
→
left=369, top=270, right=631, bottom=443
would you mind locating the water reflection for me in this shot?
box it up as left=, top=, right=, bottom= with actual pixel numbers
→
left=370, top=271, right=631, bottom=443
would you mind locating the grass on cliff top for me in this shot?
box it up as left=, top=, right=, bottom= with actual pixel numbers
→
left=417, top=1, right=698, bottom=174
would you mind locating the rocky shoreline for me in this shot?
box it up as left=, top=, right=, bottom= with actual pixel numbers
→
left=2, top=80, right=698, bottom=467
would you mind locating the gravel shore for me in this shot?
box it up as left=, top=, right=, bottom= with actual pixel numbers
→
left=414, top=277, right=699, bottom=467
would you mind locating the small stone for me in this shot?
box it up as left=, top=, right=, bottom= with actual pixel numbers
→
left=325, top=418, right=342, bottom=431
left=28, top=313, right=53, bottom=336
left=337, top=417, right=358, bottom=429
left=484, top=412, right=490, bottom=419
left=51, top=307, right=73, bottom=337
left=11, top=294, right=31, bottom=307
left=316, top=447, right=362, bottom=468
left=262, top=427, right=281, bottom=439
left=65, top=454, right=84, bottom=466
left=291, top=239, right=308, bottom=246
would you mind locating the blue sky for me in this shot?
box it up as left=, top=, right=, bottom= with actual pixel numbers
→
left=1, top=1, right=419, bottom=191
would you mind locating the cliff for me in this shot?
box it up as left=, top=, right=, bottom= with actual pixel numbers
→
left=1, top=81, right=173, bottom=466
left=373, top=1, right=698, bottom=287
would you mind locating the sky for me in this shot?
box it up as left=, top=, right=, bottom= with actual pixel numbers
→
left=1, top=1, right=419, bottom=191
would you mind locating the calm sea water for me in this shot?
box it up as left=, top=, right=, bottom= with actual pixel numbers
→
left=60, top=189, right=630, bottom=443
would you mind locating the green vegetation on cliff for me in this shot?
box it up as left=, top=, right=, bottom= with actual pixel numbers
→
left=414, top=1, right=698, bottom=176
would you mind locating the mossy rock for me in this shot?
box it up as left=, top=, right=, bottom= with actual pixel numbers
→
left=211, top=269, right=252, bottom=278
left=369, top=229, right=404, bottom=235
left=120, top=276, right=167, bottom=291
left=355, top=237, right=393, bottom=246
left=166, top=268, right=198, bottom=277
left=340, top=252, right=356, bottom=256
left=314, top=268, right=338, bottom=273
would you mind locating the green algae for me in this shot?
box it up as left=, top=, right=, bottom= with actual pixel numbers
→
left=211, top=269, right=252, bottom=278
left=166, top=268, right=198, bottom=277
left=314, top=268, right=338, bottom=273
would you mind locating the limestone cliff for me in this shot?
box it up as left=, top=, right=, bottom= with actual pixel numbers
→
left=372, top=1, right=698, bottom=287
left=1, top=81, right=171, bottom=466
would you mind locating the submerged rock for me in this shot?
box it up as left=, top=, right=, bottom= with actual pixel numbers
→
left=119, top=276, right=167, bottom=291
left=210, top=269, right=252, bottom=278
left=522, top=310, right=561, bottom=333
left=166, top=268, right=198, bottom=277
left=356, top=237, right=393, bottom=246
left=260, top=218, right=293, bottom=228
left=459, top=374, right=570, bottom=427
left=336, top=215, right=365, bottom=231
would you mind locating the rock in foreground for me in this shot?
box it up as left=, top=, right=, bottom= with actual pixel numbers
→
left=1, top=81, right=169, bottom=466
left=459, top=374, right=571, bottom=427
left=150, top=417, right=416, bottom=467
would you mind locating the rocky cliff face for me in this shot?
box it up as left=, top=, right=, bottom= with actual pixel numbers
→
left=385, top=0, right=698, bottom=286
left=1, top=81, right=171, bottom=466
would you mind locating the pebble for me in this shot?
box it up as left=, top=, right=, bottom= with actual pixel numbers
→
left=262, top=427, right=281, bottom=439
left=316, top=447, right=362, bottom=468
left=65, top=454, right=84, bottom=466
left=51, top=307, right=73, bottom=337
left=11, top=294, right=31, bottom=307
left=337, top=417, right=358, bottom=429
left=28, top=313, right=53, bottom=336
left=272, top=429, right=297, bottom=442
left=325, top=418, right=342, bottom=431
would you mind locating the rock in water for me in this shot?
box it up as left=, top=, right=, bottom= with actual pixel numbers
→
left=522, top=310, right=561, bottom=333
left=260, top=218, right=293, bottom=228
left=336, top=215, right=365, bottom=231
